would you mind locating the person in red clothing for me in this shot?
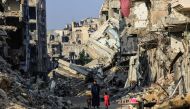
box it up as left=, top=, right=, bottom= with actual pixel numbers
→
left=104, top=92, right=110, bottom=109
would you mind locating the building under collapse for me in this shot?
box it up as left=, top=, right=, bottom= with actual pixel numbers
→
left=0, top=0, right=48, bottom=75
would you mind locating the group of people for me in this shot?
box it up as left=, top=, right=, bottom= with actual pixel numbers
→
left=86, top=80, right=110, bottom=109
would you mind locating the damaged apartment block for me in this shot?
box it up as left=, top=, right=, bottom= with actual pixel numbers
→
left=29, top=0, right=48, bottom=77
left=118, top=0, right=190, bottom=108
left=0, top=0, right=48, bottom=75
left=0, top=0, right=30, bottom=72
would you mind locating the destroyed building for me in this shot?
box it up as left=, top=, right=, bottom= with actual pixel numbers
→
left=0, top=0, right=48, bottom=75
left=124, top=0, right=190, bottom=89
left=53, top=0, right=126, bottom=79
left=70, top=18, right=99, bottom=44
left=114, top=0, right=190, bottom=108
left=47, top=31, right=63, bottom=69
left=47, top=30, right=63, bottom=59
left=0, top=1, right=70, bottom=109
left=99, top=0, right=120, bottom=23
left=1, top=0, right=190, bottom=108
left=29, top=0, right=48, bottom=76
left=0, top=0, right=30, bottom=72
left=63, top=18, right=99, bottom=62
left=47, top=18, right=99, bottom=63
left=55, top=0, right=190, bottom=108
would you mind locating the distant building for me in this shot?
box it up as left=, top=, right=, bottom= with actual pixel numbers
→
left=70, top=18, right=99, bottom=44
left=47, top=30, right=63, bottom=69
left=47, top=32, right=63, bottom=59
left=47, top=18, right=99, bottom=63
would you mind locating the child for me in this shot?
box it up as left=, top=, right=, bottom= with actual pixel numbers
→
left=86, top=90, right=92, bottom=109
left=104, top=92, right=110, bottom=109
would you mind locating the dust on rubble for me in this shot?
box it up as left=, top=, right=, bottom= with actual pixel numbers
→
left=0, top=56, right=74, bottom=109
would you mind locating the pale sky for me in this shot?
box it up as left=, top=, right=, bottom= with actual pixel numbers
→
left=46, top=0, right=104, bottom=30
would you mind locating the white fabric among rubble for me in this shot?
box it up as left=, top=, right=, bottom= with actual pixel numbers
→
left=125, top=56, right=138, bottom=88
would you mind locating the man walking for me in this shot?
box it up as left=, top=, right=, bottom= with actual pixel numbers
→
left=91, top=80, right=100, bottom=109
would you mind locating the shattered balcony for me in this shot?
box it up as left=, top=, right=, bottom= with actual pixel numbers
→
left=0, top=0, right=28, bottom=27
left=3, top=0, right=25, bottom=18
left=3, top=11, right=20, bottom=17
left=164, top=16, right=190, bottom=32
left=172, top=0, right=190, bottom=12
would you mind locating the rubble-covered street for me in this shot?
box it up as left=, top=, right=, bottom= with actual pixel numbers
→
left=0, top=0, right=190, bottom=109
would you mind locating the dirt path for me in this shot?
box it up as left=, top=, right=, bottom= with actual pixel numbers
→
left=63, top=96, right=122, bottom=109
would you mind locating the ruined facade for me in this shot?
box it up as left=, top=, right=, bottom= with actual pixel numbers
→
left=99, top=0, right=120, bottom=24
left=0, top=0, right=30, bottom=72
left=64, top=18, right=99, bottom=62
left=29, top=0, right=48, bottom=75
left=69, top=18, right=99, bottom=44
left=47, top=18, right=99, bottom=63
left=0, top=0, right=48, bottom=74
left=128, top=0, right=190, bottom=90
left=47, top=31, right=63, bottom=59
left=118, top=0, right=190, bottom=107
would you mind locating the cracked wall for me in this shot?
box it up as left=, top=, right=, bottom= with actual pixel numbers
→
left=123, top=0, right=190, bottom=93
left=0, top=0, right=30, bottom=72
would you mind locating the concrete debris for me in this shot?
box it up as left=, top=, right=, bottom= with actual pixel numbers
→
left=0, top=26, right=17, bottom=31
left=0, top=89, right=8, bottom=109
left=57, top=59, right=89, bottom=77
left=0, top=56, right=72, bottom=109
left=57, top=59, right=108, bottom=81
left=84, top=59, right=100, bottom=68
left=86, top=18, right=120, bottom=67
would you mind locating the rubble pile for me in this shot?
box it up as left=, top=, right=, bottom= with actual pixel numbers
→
left=0, top=56, right=71, bottom=109
left=53, top=75, right=86, bottom=97
left=115, top=74, right=173, bottom=104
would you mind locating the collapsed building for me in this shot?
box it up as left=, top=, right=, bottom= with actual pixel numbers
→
left=47, top=18, right=99, bottom=65
left=53, top=0, right=190, bottom=108
left=63, top=18, right=99, bottom=63
left=0, top=1, right=72, bottom=109
left=0, top=0, right=48, bottom=75
left=0, top=0, right=30, bottom=72
left=48, top=0, right=126, bottom=80
left=125, top=0, right=190, bottom=93
left=47, top=31, right=63, bottom=69
left=29, top=0, right=48, bottom=76
left=1, top=0, right=189, bottom=108
left=49, top=1, right=129, bottom=98
left=47, top=31, right=63, bottom=59
left=116, top=0, right=190, bottom=108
